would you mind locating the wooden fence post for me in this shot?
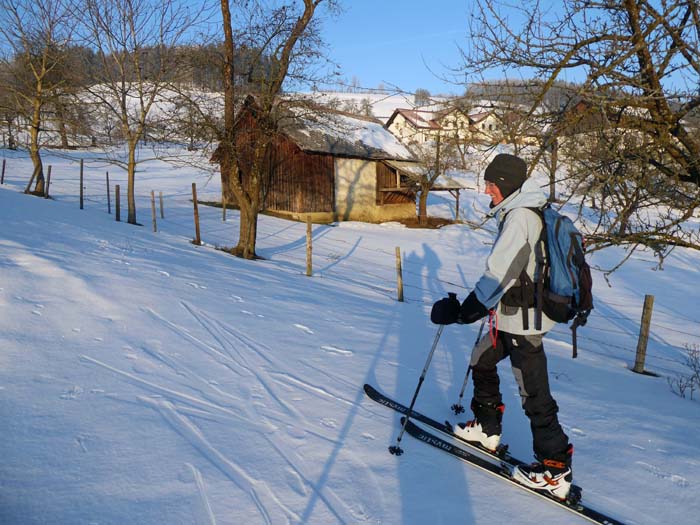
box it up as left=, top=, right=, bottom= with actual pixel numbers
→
left=192, top=183, right=201, bottom=245
left=306, top=216, right=312, bottom=276
left=454, top=189, right=461, bottom=222
left=396, top=246, right=404, bottom=302
left=633, top=294, right=655, bottom=374
left=106, top=172, right=111, bottom=214
left=79, top=159, right=84, bottom=209
left=44, top=165, right=51, bottom=198
left=115, top=184, right=121, bottom=222
left=159, top=191, right=164, bottom=219
left=1, top=159, right=5, bottom=184
left=151, top=190, right=157, bottom=232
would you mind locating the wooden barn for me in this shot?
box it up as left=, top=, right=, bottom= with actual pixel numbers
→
left=232, top=98, right=421, bottom=223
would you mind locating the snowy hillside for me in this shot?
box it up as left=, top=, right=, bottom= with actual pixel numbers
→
left=300, top=91, right=448, bottom=123
left=1, top=147, right=700, bottom=525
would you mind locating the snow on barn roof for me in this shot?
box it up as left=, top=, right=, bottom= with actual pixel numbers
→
left=279, top=105, right=418, bottom=162
left=384, top=160, right=467, bottom=190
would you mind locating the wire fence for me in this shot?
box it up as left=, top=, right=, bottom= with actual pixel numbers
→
left=4, top=156, right=699, bottom=379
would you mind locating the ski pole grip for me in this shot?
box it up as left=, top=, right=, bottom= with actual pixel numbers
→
left=448, top=292, right=457, bottom=300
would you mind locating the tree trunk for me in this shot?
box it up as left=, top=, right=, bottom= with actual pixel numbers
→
left=127, top=141, right=137, bottom=224
left=548, top=138, right=558, bottom=203
left=6, top=118, right=16, bottom=150
left=26, top=99, right=45, bottom=195
left=56, top=102, right=70, bottom=149
left=418, top=186, right=429, bottom=224
left=234, top=200, right=259, bottom=259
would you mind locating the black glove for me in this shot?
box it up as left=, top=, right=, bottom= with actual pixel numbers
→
left=459, top=291, right=489, bottom=324
left=430, top=292, right=461, bottom=325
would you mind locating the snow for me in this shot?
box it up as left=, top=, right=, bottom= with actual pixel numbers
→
left=287, top=108, right=415, bottom=160
left=1, top=146, right=700, bottom=525
left=300, top=91, right=449, bottom=123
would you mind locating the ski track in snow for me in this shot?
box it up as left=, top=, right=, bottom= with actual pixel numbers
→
left=142, top=397, right=297, bottom=525
left=138, top=341, right=245, bottom=410
left=635, top=461, right=690, bottom=487
left=143, top=307, right=249, bottom=379
left=187, top=463, right=217, bottom=525
left=320, top=344, right=353, bottom=356
left=179, top=302, right=305, bottom=422
left=80, top=355, right=271, bottom=432
left=293, top=323, right=314, bottom=334
left=98, top=302, right=379, bottom=523
left=269, top=371, right=359, bottom=409
left=57, top=256, right=382, bottom=525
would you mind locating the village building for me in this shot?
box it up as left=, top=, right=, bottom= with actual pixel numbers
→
left=384, top=109, right=442, bottom=144
left=227, top=98, right=422, bottom=223
left=385, top=105, right=504, bottom=146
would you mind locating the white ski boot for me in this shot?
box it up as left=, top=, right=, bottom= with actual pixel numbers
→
left=512, top=459, right=572, bottom=500
left=453, top=420, right=501, bottom=452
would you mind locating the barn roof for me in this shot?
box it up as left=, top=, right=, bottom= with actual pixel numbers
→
left=383, top=160, right=467, bottom=190
left=279, top=107, right=418, bottom=162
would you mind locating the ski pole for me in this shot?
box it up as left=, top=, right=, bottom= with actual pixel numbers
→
left=451, top=317, right=487, bottom=415
left=389, top=322, right=445, bottom=456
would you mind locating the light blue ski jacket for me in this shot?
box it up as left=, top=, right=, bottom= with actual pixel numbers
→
left=473, top=177, right=555, bottom=335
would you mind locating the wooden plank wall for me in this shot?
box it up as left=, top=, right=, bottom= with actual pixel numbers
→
left=233, top=114, right=334, bottom=214
left=264, top=137, right=335, bottom=213
left=376, top=162, right=416, bottom=205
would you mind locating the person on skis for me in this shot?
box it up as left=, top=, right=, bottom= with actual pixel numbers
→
left=430, top=153, right=574, bottom=500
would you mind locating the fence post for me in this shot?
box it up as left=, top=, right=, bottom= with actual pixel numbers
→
left=306, top=216, right=312, bottom=276
left=151, top=190, right=157, bottom=232
left=396, top=246, right=404, bottom=302
left=79, top=159, right=84, bottom=210
left=159, top=191, right=164, bottom=219
left=115, top=184, right=121, bottom=222
left=44, top=165, right=52, bottom=198
left=106, top=172, right=111, bottom=214
left=455, top=189, right=461, bottom=222
left=1, top=159, right=5, bottom=184
left=633, top=294, right=654, bottom=374
left=192, top=183, right=201, bottom=245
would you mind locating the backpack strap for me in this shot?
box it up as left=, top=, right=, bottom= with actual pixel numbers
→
left=570, top=309, right=591, bottom=359
left=529, top=206, right=547, bottom=331
left=521, top=271, right=530, bottom=330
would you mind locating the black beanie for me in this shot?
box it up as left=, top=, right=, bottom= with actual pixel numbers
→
left=484, top=154, right=527, bottom=199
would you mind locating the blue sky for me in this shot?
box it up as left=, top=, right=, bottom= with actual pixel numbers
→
left=320, top=1, right=469, bottom=95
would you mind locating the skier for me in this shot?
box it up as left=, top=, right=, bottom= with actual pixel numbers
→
left=430, top=153, right=573, bottom=500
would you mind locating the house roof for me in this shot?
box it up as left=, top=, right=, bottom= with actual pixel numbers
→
left=385, top=108, right=441, bottom=130
left=468, top=111, right=492, bottom=124
left=279, top=106, right=418, bottom=161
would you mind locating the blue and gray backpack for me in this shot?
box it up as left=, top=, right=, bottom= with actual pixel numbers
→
left=502, top=204, right=593, bottom=357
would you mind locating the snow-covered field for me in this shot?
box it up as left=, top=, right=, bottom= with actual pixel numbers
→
left=1, top=146, right=699, bottom=524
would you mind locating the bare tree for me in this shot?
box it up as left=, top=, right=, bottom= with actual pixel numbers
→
left=78, top=0, right=205, bottom=224
left=462, top=0, right=700, bottom=254
left=410, top=128, right=466, bottom=224
left=217, top=0, right=336, bottom=259
left=0, top=0, right=76, bottom=195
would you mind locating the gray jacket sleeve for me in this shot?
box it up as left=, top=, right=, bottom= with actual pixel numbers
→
left=473, top=208, right=534, bottom=309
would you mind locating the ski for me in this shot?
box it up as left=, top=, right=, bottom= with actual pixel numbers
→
left=401, top=418, right=625, bottom=525
left=364, top=383, right=523, bottom=465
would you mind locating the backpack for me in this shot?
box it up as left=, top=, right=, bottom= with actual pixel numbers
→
left=501, top=204, right=593, bottom=357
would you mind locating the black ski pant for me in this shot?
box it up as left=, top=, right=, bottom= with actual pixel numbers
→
left=470, top=330, right=570, bottom=464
